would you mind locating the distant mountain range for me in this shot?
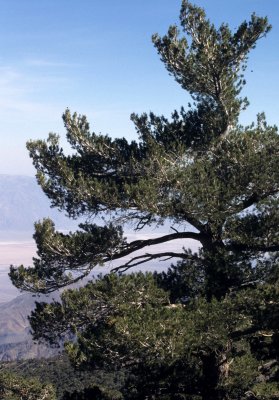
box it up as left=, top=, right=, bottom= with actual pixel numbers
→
left=0, top=174, right=78, bottom=360
left=0, top=174, right=78, bottom=231
left=0, top=293, right=60, bottom=361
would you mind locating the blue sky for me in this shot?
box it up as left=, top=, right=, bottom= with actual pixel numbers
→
left=0, top=0, right=278, bottom=175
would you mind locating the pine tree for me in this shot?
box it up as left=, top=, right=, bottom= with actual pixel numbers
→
left=10, top=1, right=277, bottom=299
left=9, top=1, right=279, bottom=399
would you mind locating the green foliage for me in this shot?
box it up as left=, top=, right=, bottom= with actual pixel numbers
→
left=152, top=0, right=270, bottom=130
left=1, top=354, right=125, bottom=400
left=253, top=382, right=279, bottom=399
left=61, top=386, right=123, bottom=400
left=9, top=1, right=279, bottom=399
left=27, top=272, right=279, bottom=399
left=0, top=370, right=56, bottom=400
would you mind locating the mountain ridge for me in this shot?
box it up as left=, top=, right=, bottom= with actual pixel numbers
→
left=0, top=174, right=78, bottom=231
left=0, top=293, right=60, bottom=361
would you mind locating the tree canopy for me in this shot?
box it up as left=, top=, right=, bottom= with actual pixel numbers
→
left=0, top=370, right=56, bottom=400
left=10, top=1, right=277, bottom=298
left=9, top=1, right=279, bottom=399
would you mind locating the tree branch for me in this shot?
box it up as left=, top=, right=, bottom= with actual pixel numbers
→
left=112, top=251, right=200, bottom=272
left=107, top=231, right=204, bottom=262
left=236, top=189, right=278, bottom=213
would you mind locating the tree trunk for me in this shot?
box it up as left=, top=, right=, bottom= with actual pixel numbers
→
left=200, top=352, right=220, bottom=400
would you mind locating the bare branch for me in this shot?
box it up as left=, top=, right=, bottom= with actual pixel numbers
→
left=112, top=251, right=200, bottom=272
left=107, top=231, right=205, bottom=262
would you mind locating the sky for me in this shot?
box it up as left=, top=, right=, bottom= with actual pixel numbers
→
left=0, top=0, right=278, bottom=176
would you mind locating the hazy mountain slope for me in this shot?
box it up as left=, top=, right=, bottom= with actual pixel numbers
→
left=0, top=174, right=77, bottom=231
left=0, top=293, right=60, bottom=361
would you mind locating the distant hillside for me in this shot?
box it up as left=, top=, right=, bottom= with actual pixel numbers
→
left=0, top=174, right=78, bottom=231
left=0, top=293, right=60, bottom=361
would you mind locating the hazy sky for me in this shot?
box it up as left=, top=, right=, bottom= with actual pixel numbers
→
left=0, top=0, right=278, bottom=176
